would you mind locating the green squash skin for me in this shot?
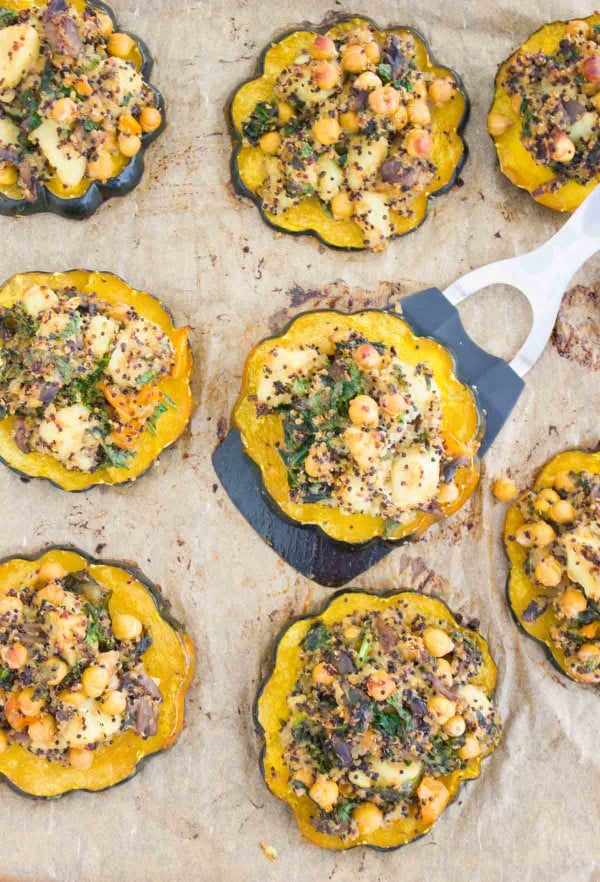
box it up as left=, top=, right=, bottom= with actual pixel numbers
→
left=253, top=587, right=500, bottom=851
left=229, top=14, right=470, bottom=251
left=230, top=306, right=485, bottom=551
left=0, top=268, right=193, bottom=493
left=505, top=447, right=600, bottom=686
left=0, top=544, right=193, bottom=800
left=0, top=1, right=165, bottom=220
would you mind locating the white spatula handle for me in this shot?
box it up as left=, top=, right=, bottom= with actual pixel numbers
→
left=443, top=186, right=600, bottom=377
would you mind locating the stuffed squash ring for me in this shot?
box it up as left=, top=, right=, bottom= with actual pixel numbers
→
left=233, top=310, right=481, bottom=545
left=505, top=449, right=600, bottom=684
left=0, top=270, right=193, bottom=491
left=0, top=546, right=194, bottom=798
left=0, top=0, right=164, bottom=218
left=256, top=590, right=502, bottom=850
left=488, top=14, right=600, bottom=211
left=230, top=16, right=469, bottom=251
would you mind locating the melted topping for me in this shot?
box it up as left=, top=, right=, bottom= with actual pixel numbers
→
left=0, top=283, right=175, bottom=472
left=281, top=603, right=501, bottom=840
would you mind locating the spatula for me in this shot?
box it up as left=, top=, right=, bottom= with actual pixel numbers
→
left=213, top=187, right=600, bottom=587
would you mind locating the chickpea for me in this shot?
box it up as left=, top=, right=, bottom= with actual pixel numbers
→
left=433, top=657, right=453, bottom=686
left=438, top=482, right=459, bottom=505
left=582, top=55, right=600, bottom=83
left=492, top=477, right=518, bottom=502
left=96, top=11, right=113, bottom=36
left=353, top=343, right=381, bottom=370
left=310, top=35, right=337, bottom=60
left=368, top=85, right=400, bottom=115
left=82, top=665, right=110, bottom=699
left=487, top=113, right=513, bottom=137
left=304, top=445, right=333, bottom=479
left=2, top=643, right=27, bottom=670
left=118, top=113, right=142, bottom=136
left=554, top=471, right=576, bottom=493
left=443, top=714, right=466, bottom=738
left=309, top=774, right=339, bottom=812
left=353, top=71, right=382, bottom=91
left=339, top=110, right=360, bottom=132
left=0, top=731, right=8, bottom=753
left=107, top=32, right=135, bottom=59
left=534, top=556, right=562, bottom=588
left=534, top=488, right=559, bottom=514
left=548, top=500, right=575, bottom=523
left=69, top=748, right=94, bottom=771
left=549, top=134, right=575, bottom=163
left=36, top=582, right=65, bottom=606
left=428, top=78, right=453, bottom=104
left=292, top=766, right=315, bottom=788
left=100, top=690, right=127, bottom=716
left=331, top=190, right=354, bottom=219
left=18, top=687, right=43, bottom=717
left=566, top=19, right=590, bottom=37
left=59, top=689, right=86, bottom=708
left=515, top=521, right=555, bottom=548
left=578, top=643, right=600, bottom=664
left=380, top=392, right=408, bottom=416
left=406, top=128, right=433, bottom=157
left=342, top=44, right=368, bottom=73
left=0, top=164, right=17, bottom=187
left=112, top=613, right=143, bottom=641
left=343, top=426, right=381, bottom=469
left=87, top=151, right=114, bottom=181
left=391, top=104, right=408, bottom=131
left=52, top=97, right=77, bottom=125
left=423, top=627, right=454, bottom=657
left=0, top=596, right=22, bottom=618
left=407, top=98, right=431, bottom=126
left=366, top=670, right=397, bottom=701
left=38, top=561, right=67, bottom=583
left=312, top=116, right=340, bottom=145
left=311, top=62, right=340, bottom=90
left=348, top=395, right=379, bottom=427
left=118, top=133, right=142, bottom=158
left=42, top=656, right=68, bottom=686
left=312, top=662, right=335, bottom=685
left=28, top=713, right=56, bottom=745
left=258, top=131, right=281, bottom=154
left=353, top=802, right=383, bottom=835
left=277, top=101, right=294, bottom=124
left=458, top=733, right=480, bottom=760
left=560, top=588, right=587, bottom=619
left=427, top=694, right=456, bottom=725
left=364, top=41, right=381, bottom=64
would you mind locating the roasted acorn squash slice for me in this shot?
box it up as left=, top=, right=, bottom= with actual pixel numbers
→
left=488, top=15, right=600, bottom=212
left=0, top=0, right=164, bottom=219
left=255, top=589, right=500, bottom=850
left=233, top=309, right=481, bottom=545
left=230, top=16, right=469, bottom=250
left=0, top=270, right=193, bottom=491
left=505, top=448, right=600, bottom=684
left=0, top=546, right=194, bottom=798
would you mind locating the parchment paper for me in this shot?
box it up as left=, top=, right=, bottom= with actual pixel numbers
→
left=0, top=1, right=598, bottom=880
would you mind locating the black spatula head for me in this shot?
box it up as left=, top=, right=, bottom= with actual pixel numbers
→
left=212, top=290, right=524, bottom=586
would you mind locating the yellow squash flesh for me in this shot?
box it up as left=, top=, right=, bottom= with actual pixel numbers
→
left=256, top=590, right=498, bottom=850
left=0, top=270, right=193, bottom=491
left=505, top=449, right=600, bottom=682
left=231, top=17, right=468, bottom=249
left=234, top=310, right=481, bottom=544
left=0, top=547, right=195, bottom=797
left=489, top=15, right=600, bottom=212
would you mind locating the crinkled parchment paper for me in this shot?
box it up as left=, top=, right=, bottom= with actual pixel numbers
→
left=0, top=1, right=598, bottom=880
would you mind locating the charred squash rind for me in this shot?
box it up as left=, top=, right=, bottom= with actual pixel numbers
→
left=0, top=269, right=193, bottom=491
left=505, top=448, right=600, bottom=684
left=233, top=308, right=482, bottom=545
left=255, top=589, right=499, bottom=851
left=0, top=0, right=165, bottom=219
left=488, top=14, right=600, bottom=212
left=0, top=545, right=195, bottom=799
left=229, top=15, right=469, bottom=251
